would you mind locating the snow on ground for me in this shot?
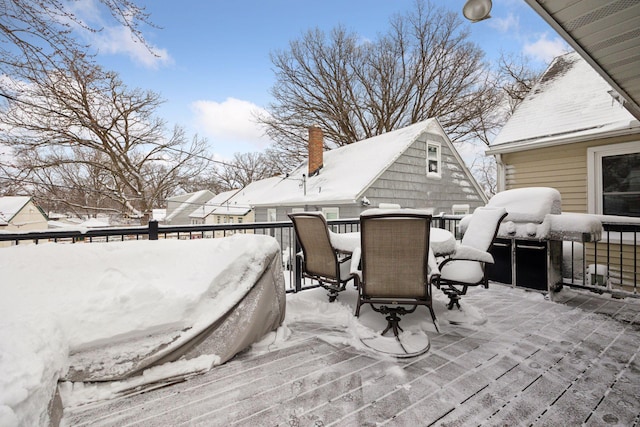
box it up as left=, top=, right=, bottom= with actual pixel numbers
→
left=0, top=235, right=279, bottom=427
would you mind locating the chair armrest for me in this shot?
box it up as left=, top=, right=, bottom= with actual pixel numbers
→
left=349, top=246, right=363, bottom=281
left=447, top=245, right=494, bottom=264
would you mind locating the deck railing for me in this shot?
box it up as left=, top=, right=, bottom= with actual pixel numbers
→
left=1, top=215, right=637, bottom=297
left=562, top=221, right=639, bottom=297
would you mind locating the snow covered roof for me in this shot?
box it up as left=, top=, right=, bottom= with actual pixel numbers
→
left=222, top=177, right=282, bottom=209
left=0, top=196, right=32, bottom=225
left=250, top=119, right=445, bottom=207
left=165, top=190, right=214, bottom=222
left=189, top=189, right=241, bottom=219
left=489, top=52, right=639, bottom=154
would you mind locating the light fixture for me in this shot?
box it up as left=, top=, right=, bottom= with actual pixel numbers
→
left=462, top=0, right=492, bottom=23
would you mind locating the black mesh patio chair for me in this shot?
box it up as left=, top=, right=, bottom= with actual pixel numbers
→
left=432, top=207, right=508, bottom=310
left=289, top=212, right=357, bottom=302
left=353, top=209, right=439, bottom=339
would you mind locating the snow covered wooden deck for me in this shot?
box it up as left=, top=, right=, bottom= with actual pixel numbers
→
left=64, top=285, right=640, bottom=426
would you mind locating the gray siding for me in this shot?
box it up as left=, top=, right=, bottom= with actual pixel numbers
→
left=363, top=134, right=484, bottom=214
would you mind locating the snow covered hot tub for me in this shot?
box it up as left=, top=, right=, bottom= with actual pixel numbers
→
left=0, top=234, right=286, bottom=427
left=469, top=188, right=602, bottom=292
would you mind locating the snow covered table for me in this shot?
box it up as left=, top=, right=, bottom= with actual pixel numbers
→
left=329, top=227, right=456, bottom=257
left=0, top=234, right=286, bottom=427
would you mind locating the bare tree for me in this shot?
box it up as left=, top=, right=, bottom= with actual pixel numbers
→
left=496, top=52, right=543, bottom=116
left=1, top=0, right=153, bottom=99
left=0, top=58, right=209, bottom=220
left=215, top=152, right=279, bottom=191
left=258, top=0, right=503, bottom=167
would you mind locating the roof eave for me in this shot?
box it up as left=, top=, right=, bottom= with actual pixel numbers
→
left=487, top=125, right=640, bottom=155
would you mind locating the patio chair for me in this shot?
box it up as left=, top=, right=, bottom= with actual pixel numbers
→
left=353, top=209, right=439, bottom=342
left=288, top=212, right=357, bottom=302
left=432, top=207, right=508, bottom=310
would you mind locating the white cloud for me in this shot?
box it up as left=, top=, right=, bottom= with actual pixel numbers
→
left=489, top=13, right=520, bottom=33
left=68, top=0, right=172, bottom=69
left=91, top=26, right=173, bottom=69
left=523, top=33, right=570, bottom=64
left=191, top=98, right=272, bottom=153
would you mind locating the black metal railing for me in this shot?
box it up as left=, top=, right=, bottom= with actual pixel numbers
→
left=562, top=221, right=639, bottom=297
left=4, top=215, right=636, bottom=297
left=0, top=215, right=461, bottom=293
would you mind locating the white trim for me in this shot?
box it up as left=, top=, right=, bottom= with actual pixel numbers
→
left=487, top=121, right=639, bottom=155
left=426, top=141, right=442, bottom=179
left=587, top=141, right=640, bottom=215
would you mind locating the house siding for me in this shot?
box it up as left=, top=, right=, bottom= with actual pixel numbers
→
left=0, top=200, right=48, bottom=248
left=499, top=134, right=639, bottom=292
left=364, top=134, right=484, bottom=214
left=501, top=134, right=638, bottom=213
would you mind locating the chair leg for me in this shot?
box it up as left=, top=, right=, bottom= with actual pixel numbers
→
left=428, top=305, right=439, bottom=333
left=381, top=310, right=403, bottom=337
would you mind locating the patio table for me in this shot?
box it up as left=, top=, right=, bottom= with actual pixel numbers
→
left=329, top=227, right=456, bottom=257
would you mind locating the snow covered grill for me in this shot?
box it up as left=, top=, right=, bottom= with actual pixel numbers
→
left=481, top=188, right=602, bottom=292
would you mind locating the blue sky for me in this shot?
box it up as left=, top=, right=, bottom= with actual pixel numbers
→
left=83, top=0, right=569, bottom=160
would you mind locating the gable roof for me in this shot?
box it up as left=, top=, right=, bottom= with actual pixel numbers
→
left=489, top=52, right=639, bottom=155
left=251, top=119, right=469, bottom=207
left=165, top=189, right=215, bottom=223
left=0, top=196, right=32, bottom=225
left=524, top=0, right=640, bottom=121
left=189, top=189, right=242, bottom=219
left=223, top=177, right=282, bottom=209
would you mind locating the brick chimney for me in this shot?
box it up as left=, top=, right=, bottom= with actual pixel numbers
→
left=308, top=125, right=324, bottom=177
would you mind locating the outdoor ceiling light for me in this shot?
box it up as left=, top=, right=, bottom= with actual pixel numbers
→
left=462, top=0, right=492, bottom=23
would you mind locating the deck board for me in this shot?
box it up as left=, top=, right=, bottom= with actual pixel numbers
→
left=63, top=285, right=640, bottom=426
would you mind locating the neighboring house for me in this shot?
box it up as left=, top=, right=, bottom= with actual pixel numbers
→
left=0, top=196, right=48, bottom=247
left=249, top=118, right=487, bottom=222
left=189, top=189, right=243, bottom=226
left=164, top=190, right=215, bottom=225
left=486, top=52, right=639, bottom=290
left=487, top=52, right=639, bottom=218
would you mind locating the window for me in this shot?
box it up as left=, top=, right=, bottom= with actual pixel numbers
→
left=452, top=204, right=470, bottom=215
left=267, top=208, right=277, bottom=222
left=427, top=143, right=441, bottom=177
left=322, top=207, right=339, bottom=220
left=291, top=208, right=305, bottom=214
left=588, top=141, right=640, bottom=217
left=237, top=217, right=243, bottom=224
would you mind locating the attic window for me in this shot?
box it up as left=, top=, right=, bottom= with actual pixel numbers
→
left=427, top=143, right=441, bottom=178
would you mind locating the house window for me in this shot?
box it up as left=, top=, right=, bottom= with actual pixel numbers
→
left=452, top=204, right=470, bottom=215
left=291, top=208, right=305, bottom=214
left=237, top=217, right=243, bottom=224
left=588, top=141, right=640, bottom=217
left=427, top=143, right=441, bottom=177
left=322, top=207, right=339, bottom=220
left=267, top=209, right=277, bottom=222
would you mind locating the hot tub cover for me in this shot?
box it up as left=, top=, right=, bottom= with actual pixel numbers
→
left=0, top=235, right=286, bottom=426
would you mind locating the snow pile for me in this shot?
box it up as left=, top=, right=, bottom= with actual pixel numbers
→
left=487, top=187, right=561, bottom=222
left=0, top=235, right=280, bottom=427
